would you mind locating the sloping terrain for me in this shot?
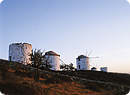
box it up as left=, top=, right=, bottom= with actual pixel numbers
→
left=0, top=59, right=130, bottom=95
left=55, top=70, right=130, bottom=86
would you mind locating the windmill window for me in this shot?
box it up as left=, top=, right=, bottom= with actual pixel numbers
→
left=9, top=56, right=12, bottom=61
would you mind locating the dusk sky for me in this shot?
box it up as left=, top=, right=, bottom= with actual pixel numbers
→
left=0, top=0, right=130, bottom=73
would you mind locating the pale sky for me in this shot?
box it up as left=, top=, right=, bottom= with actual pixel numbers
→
left=0, top=0, right=130, bottom=73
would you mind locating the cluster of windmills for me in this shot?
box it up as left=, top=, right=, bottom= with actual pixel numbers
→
left=8, top=42, right=108, bottom=72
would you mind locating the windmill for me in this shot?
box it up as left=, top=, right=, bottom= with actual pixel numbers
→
left=85, top=50, right=99, bottom=70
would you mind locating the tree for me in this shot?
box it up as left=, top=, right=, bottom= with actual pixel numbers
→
left=60, top=63, right=75, bottom=71
left=30, top=49, right=43, bottom=81
left=40, top=55, right=52, bottom=70
left=69, top=63, right=75, bottom=71
left=30, top=49, right=44, bottom=68
left=30, top=49, right=52, bottom=81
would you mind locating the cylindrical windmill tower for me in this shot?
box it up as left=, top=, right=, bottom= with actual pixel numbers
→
left=9, top=43, right=32, bottom=65
left=76, top=55, right=90, bottom=70
left=45, top=51, right=60, bottom=71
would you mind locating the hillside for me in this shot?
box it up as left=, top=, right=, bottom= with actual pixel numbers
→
left=0, top=59, right=130, bottom=95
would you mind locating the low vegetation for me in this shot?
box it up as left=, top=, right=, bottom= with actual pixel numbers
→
left=0, top=59, right=130, bottom=95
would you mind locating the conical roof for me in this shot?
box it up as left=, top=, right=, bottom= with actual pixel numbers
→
left=77, top=55, right=87, bottom=59
left=45, top=51, right=60, bottom=56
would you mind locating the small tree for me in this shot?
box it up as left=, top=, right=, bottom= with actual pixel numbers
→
left=30, top=49, right=44, bottom=68
left=30, top=49, right=44, bottom=81
left=41, top=55, right=52, bottom=70
left=60, top=63, right=75, bottom=71
left=69, top=63, right=75, bottom=71
left=30, top=49, right=52, bottom=81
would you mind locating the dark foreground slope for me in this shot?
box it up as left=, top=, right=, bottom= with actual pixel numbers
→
left=0, top=59, right=130, bottom=95
left=55, top=70, right=130, bottom=87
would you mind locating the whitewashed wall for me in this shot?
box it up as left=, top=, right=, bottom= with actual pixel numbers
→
left=45, top=55, right=60, bottom=71
left=0, top=91, right=4, bottom=95
left=127, top=92, right=130, bottom=95
left=76, top=57, right=90, bottom=70
left=9, top=43, right=32, bottom=65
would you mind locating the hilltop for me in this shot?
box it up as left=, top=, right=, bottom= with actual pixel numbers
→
left=0, top=59, right=130, bottom=95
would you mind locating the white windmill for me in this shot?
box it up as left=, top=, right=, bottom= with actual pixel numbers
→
left=76, top=50, right=99, bottom=70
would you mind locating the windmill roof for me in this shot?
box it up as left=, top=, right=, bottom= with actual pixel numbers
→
left=45, top=51, right=60, bottom=56
left=77, top=55, right=87, bottom=59
left=91, top=67, right=97, bottom=69
left=10, top=43, right=31, bottom=46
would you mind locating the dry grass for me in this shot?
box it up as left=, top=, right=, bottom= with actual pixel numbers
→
left=0, top=59, right=129, bottom=95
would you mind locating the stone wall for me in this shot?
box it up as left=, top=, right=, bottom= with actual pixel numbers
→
left=9, top=43, right=32, bottom=65
left=45, top=55, right=60, bottom=71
